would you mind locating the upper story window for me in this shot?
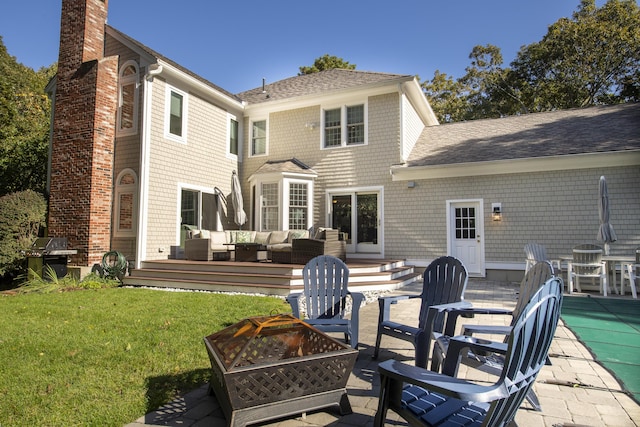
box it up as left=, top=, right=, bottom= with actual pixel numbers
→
left=323, top=103, right=367, bottom=148
left=165, top=86, right=188, bottom=143
left=229, top=115, right=239, bottom=156
left=117, top=61, right=139, bottom=136
left=251, top=119, right=267, bottom=156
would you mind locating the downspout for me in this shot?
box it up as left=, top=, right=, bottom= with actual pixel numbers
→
left=135, top=64, right=163, bottom=269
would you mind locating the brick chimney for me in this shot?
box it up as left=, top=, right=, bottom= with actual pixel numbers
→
left=49, top=0, right=119, bottom=267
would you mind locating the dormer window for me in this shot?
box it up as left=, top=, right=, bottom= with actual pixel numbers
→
left=117, top=61, right=139, bottom=136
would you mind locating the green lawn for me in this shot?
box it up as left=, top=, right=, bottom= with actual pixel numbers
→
left=0, top=287, right=290, bottom=426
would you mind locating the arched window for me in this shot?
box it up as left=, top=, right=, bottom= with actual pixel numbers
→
left=114, top=169, right=138, bottom=237
left=117, top=61, right=139, bottom=135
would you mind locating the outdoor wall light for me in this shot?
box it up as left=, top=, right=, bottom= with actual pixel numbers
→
left=305, top=122, right=318, bottom=130
left=492, top=203, right=502, bottom=221
left=407, top=181, right=416, bottom=188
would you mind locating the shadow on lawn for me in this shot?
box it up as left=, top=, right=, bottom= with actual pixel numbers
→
left=145, top=368, right=211, bottom=413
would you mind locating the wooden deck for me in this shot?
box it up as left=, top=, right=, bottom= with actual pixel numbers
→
left=123, top=258, right=421, bottom=296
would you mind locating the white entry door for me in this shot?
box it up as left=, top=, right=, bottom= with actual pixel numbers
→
left=448, top=200, right=485, bottom=277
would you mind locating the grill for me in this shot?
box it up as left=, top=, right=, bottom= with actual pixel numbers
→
left=204, top=314, right=357, bottom=426
left=27, top=237, right=77, bottom=280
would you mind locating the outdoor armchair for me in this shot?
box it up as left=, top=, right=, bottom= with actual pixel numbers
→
left=373, top=256, right=469, bottom=367
left=374, top=277, right=563, bottom=427
left=569, top=243, right=609, bottom=295
left=428, top=261, right=555, bottom=411
left=524, top=242, right=561, bottom=273
left=286, top=255, right=364, bottom=349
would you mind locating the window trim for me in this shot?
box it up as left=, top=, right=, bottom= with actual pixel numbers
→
left=251, top=176, right=315, bottom=231
left=177, top=184, right=223, bottom=232
left=321, top=102, right=368, bottom=149
left=165, top=85, right=188, bottom=143
left=250, top=118, right=268, bottom=157
left=226, top=113, right=241, bottom=160
left=116, top=60, right=139, bottom=136
left=114, top=168, right=138, bottom=238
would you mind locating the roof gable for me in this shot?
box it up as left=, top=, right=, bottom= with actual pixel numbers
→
left=106, top=25, right=241, bottom=103
left=237, top=69, right=413, bottom=105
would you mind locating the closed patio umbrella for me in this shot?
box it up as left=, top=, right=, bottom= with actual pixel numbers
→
left=596, top=175, right=617, bottom=255
left=231, top=170, right=247, bottom=228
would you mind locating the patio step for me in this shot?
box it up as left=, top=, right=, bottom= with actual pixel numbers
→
left=123, top=259, right=421, bottom=297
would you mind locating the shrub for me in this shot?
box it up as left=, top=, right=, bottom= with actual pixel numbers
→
left=16, top=267, right=120, bottom=294
left=0, top=190, right=47, bottom=278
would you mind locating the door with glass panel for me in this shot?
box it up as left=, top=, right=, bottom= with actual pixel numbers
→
left=448, top=200, right=485, bottom=276
left=330, top=191, right=380, bottom=254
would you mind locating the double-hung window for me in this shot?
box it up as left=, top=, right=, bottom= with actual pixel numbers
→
left=323, top=103, right=366, bottom=148
left=228, top=114, right=239, bottom=158
left=251, top=119, right=267, bottom=156
left=288, top=183, right=308, bottom=230
left=261, top=183, right=279, bottom=230
left=166, top=86, right=188, bottom=142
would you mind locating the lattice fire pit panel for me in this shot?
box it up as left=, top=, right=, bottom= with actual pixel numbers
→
left=204, top=314, right=358, bottom=426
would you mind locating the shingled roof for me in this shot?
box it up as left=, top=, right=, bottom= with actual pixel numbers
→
left=106, top=25, right=241, bottom=102
left=237, top=69, right=414, bottom=104
left=407, top=103, right=640, bottom=167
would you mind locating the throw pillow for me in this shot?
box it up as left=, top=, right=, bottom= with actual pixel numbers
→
left=288, top=229, right=309, bottom=243
left=235, top=231, right=252, bottom=243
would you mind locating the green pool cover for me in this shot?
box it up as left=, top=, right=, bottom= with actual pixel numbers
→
left=561, top=296, right=640, bottom=404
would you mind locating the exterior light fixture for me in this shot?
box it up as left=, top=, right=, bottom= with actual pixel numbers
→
left=492, top=203, right=502, bottom=221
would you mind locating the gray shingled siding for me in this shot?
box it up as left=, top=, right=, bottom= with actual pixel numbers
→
left=106, top=34, right=142, bottom=260
left=384, top=166, right=640, bottom=266
left=142, top=79, right=239, bottom=260
left=241, top=93, right=402, bottom=231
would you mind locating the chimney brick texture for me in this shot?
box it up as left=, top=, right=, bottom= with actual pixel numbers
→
left=49, top=0, right=118, bottom=266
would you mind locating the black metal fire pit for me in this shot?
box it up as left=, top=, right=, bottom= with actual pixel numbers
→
left=203, top=314, right=358, bottom=427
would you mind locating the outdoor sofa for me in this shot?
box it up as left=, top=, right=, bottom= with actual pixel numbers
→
left=184, top=229, right=309, bottom=261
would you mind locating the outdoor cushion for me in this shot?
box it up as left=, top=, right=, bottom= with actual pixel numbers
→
left=288, top=229, right=309, bottom=243
left=315, top=227, right=328, bottom=239
left=268, top=231, right=289, bottom=244
left=268, top=243, right=291, bottom=252
left=209, top=231, right=227, bottom=249
left=199, top=230, right=210, bottom=239
left=254, top=231, right=271, bottom=244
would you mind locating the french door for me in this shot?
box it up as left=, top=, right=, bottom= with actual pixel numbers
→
left=329, top=190, right=381, bottom=254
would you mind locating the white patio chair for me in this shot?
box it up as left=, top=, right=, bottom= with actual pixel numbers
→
left=569, top=244, right=610, bottom=296
left=620, top=247, right=639, bottom=299
left=524, top=242, right=561, bottom=273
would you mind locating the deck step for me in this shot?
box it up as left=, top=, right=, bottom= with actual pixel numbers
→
left=123, top=258, right=421, bottom=296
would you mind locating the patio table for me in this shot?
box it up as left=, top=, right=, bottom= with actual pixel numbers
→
left=560, top=254, right=635, bottom=295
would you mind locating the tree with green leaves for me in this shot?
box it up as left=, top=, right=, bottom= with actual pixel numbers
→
left=422, top=0, right=640, bottom=122
left=0, top=36, right=56, bottom=196
left=299, top=54, right=356, bottom=75
left=0, top=190, right=47, bottom=279
left=512, top=0, right=640, bottom=110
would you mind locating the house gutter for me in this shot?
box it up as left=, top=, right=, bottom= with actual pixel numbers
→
left=155, top=59, right=245, bottom=113
left=135, top=64, right=163, bottom=269
left=390, top=150, right=640, bottom=181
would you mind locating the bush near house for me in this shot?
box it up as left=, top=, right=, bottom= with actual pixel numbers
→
left=0, top=190, right=47, bottom=282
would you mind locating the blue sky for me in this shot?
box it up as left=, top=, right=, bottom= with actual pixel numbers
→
left=0, top=0, right=611, bottom=94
